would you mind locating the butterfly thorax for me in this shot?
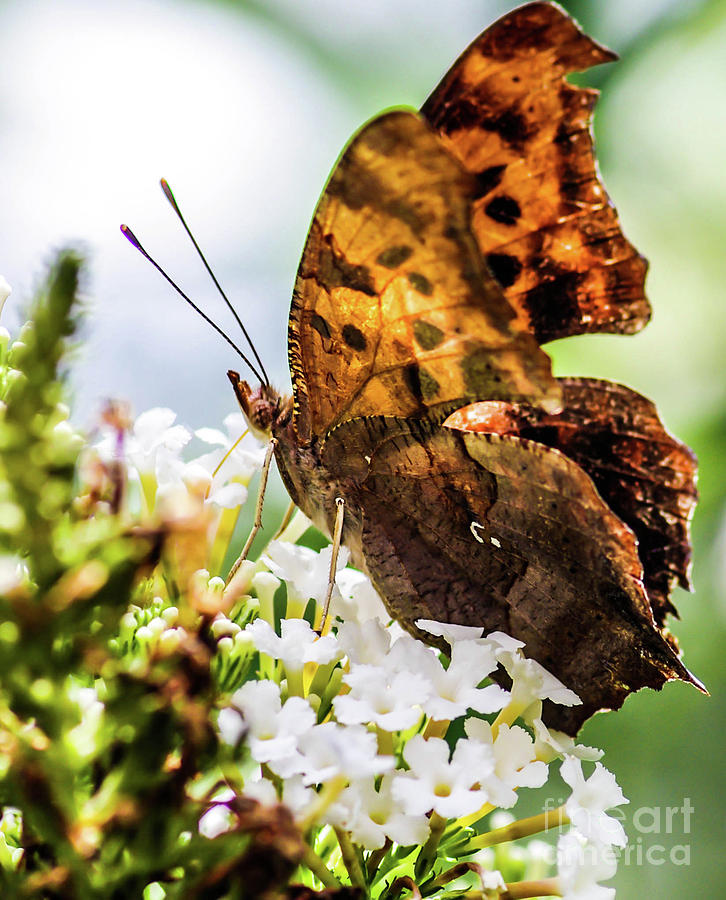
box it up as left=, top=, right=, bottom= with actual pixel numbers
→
left=272, top=411, right=366, bottom=563
left=228, top=368, right=363, bottom=550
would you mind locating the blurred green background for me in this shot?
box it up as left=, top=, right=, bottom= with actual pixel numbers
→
left=1, top=0, right=725, bottom=894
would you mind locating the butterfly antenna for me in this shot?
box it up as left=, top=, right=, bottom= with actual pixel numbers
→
left=159, top=178, right=270, bottom=387
left=120, top=224, right=266, bottom=385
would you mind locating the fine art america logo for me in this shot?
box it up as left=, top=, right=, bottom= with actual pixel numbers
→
left=543, top=797, right=694, bottom=867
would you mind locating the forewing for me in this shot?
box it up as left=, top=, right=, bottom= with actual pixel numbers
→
left=322, top=414, right=696, bottom=734
left=422, top=1, right=650, bottom=343
left=289, top=110, right=559, bottom=444
left=445, top=377, right=698, bottom=624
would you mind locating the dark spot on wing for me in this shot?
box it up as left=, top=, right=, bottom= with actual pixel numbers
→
left=486, top=253, right=523, bottom=288
left=480, top=108, right=532, bottom=150
left=419, top=367, right=440, bottom=400
left=386, top=199, right=427, bottom=233
left=315, top=233, right=377, bottom=296
left=523, top=260, right=582, bottom=342
left=554, top=121, right=573, bottom=146
left=485, top=195, right=522, bottom=226
left=473, top=164, right=506, bottom=199
left=408, top=272, right=434, bottom=296
left=460, top=348, right=495, bottom=394
left=404, top=362, right=423, bottom=403
left=413, top=319, right=445, bottom=351
left=342, top=323, right=368, bottom=351
left=403, top=362, right=440, bottom=403
left=377, top=245, right=414, bottom=268
left=326, top=164, right=384, bottom=212
left=310, top=313, right=331, bottom=339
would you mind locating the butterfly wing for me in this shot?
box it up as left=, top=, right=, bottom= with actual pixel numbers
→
left=422, top=1, right=650, bottom=343
left=288, top=110, right=560, bottom=444
left=445, top=378, right=698, bottom=625
left=322, top=413, right=697, bottom=734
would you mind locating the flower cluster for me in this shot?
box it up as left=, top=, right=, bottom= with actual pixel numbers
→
left=82, top=402, right=631, bottom=897
left=208, top=560, right=628, bottom=898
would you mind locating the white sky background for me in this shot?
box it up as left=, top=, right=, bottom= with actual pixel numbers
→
left=0, top=0, right=721, bottom=431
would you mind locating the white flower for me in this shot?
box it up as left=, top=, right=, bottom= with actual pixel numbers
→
left=328, top=775, right=430, bottom=850
left=251, top=570, right=280, bottom=619
left=417, top=619, right=484, bottom=644
left=333, top=567, right=389, bottom=623
left=336, top=619, right=392, bottom=667
left=464, top=720, right=548, bottom=808
left=128, top=407, right=191, bottom=475
left=187, top=415, right=266, bottom=508
left=479, top=869, right=507, bottom=893
left=334, top=664, right=428, bottom=731
left=421, top=641, right=509, bottom=721
left=561, top=757, right=628, bottom=848
left=385, top=631, right=440, bottom=677
left=245, top=617, right=342, bottom=670
left=499, top=649, right=581, bottom=716
left=217, top=707, right=246, bottom=746
left=557, top=830, right=617, bottom=900
left=199, top=804, right=234, bottom=839
left=392, top=735, right=493, bottom=818
left=229, top=680, right=316, bottom=775
left=210, top=614, right=242, bottom=639
left=242, top=777, right=278, bottom=807
left=292, top=722, right=393, bottom=785
left=262, top=541, right=350, bottom=609
left=532, top=719, right=603, bottom=763
left=281, top=775, right=317, bottom=817
left=481, top=631, right=525, bottom=655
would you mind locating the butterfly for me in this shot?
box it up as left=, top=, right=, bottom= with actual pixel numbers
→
left=228, top=1, right=700, bottom=734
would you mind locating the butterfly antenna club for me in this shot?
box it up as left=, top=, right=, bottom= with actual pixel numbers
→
left=159, top=178, right=270, bottom=386
left=119, top=223, right=266, bottom=384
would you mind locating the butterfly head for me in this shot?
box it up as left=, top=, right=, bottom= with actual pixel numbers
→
left=227, top=370, right=281, bottom=441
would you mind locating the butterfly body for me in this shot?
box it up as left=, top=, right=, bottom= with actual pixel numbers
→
left=229, top=2, right=701, bottom=734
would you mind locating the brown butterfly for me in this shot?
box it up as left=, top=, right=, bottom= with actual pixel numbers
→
left=226, top=1, right=700, bottom=734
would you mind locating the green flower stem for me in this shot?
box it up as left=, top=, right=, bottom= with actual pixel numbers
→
left=274, top=507, right=312, bottom=545
left=307, top=659, right=340, bottom=700
left=376, top=726, right=394, bottom=757
left=502, top=877, right=562, bottom=898
left=300, top=841, right=342, bottom=890
left=138, top=472, right=157, bottom=517
left=297, top=775, right=348, bottom=832
left=414, top=811, right=447, bottom=879
left=450, top=802, right=496, bottom=832
left=423, top=718, right=449, bottom=740
left=285, top=665, right=305, bottom=697
left=465, top=805, right=569, bottom=852
left=209, top=505, right=241, bottom=575
left=490, top=699, right=528, bottom=738
left=334, top=826, right=367, bottom=889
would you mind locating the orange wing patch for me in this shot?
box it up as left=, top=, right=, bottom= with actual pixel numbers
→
left=422, top=1, right=650, bottom=344
left=288, top=110, right=560, bottom=444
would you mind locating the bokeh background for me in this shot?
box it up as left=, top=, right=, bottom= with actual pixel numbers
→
left=1, top=0, right=724, bottom=894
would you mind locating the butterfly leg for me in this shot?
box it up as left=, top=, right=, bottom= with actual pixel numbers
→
left=318, top=496, right=345, bottom=634
left=225, top=438, right=277, bottom=585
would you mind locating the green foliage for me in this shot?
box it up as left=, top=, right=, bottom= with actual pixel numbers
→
left=0, top=255, right=303, bottom=898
